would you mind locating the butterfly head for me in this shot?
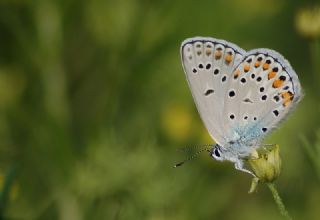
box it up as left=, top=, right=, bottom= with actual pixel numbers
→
left=210, top=143, right=242, bottom=163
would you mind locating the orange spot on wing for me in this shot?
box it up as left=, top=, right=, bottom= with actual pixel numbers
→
left=225, top=54, right=233, bottom=63
left=244, top=64, right=250, bottom=72
left=281, top=91, right=294, bottom=105
left=263, top=63, right=270, bottom=70
left=283, top=99, right=291, bottom=107
left=281, top=91, right=292, bottom=100
left=215, top=51, right=222, bottom=59
left=254, top=61, right=261, bottom=68
left=268, top=71, right=276, bottom=79
left=272, top=79, right=283, bottom=88
left=206, top=49, right=212, bottom=56
left=234, top=69, right=241, bottom=78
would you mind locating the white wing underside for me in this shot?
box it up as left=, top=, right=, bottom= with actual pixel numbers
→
left=181, top=37, right=302, bottom=148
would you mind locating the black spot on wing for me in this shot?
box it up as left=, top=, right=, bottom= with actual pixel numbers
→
left=243, top=98, right=253, bottom=103
left=204, top=89, right=214, bottom=96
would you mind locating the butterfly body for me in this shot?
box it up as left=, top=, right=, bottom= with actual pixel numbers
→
left=180, top=37, right=302, bottom=174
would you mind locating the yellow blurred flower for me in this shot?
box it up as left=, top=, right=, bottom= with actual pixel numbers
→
left=161, top=104, right=192, bottom=142
left=296, top=6, right=320, bottom=38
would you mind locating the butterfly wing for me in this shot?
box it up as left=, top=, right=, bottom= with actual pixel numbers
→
left=221, top=49, right=302, bottom=146
left=181, top=37, right=245, bottom=145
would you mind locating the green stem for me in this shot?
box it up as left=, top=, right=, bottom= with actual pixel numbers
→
left=266, top=183, right=292, bottom=220
left=0, top=165, right=17, bottom=219
left=310, top=38, right=320, bottom=90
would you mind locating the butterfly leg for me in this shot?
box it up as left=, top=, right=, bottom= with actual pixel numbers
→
left=234, top=160, right=256, bottom=177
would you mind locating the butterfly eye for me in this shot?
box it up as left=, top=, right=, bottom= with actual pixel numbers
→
left=214, top=148, right=221, bottom=157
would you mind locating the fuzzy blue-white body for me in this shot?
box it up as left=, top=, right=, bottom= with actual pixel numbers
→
left=180, top=37, right=302, bottom=174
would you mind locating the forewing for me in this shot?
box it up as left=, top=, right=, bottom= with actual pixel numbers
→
left=181, top=37, right=245, bottom=145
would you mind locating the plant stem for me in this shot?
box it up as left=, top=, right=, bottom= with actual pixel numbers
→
left=266, top=183, right=292, bottom=220
left=310, top=38, right=320, bottom=90
left=0, top=165, right=17, bottom=219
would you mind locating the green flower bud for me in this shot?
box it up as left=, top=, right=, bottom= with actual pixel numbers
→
left=249, top=144, right=282, bottom=183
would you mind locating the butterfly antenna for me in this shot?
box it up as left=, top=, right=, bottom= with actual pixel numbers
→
left=173, top=147, right=211, bottom=168
left=177, top=144, right=211, bottom=153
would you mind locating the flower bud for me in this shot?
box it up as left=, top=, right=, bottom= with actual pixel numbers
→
left=249, top=144, right=281, bottom=183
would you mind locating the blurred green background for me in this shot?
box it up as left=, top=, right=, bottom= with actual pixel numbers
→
left=0, top=0, right=320, bottom=219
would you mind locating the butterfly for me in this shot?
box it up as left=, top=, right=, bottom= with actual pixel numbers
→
left=180, top=37, right=302, bottom=175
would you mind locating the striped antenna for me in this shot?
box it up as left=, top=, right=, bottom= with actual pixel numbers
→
left=173, top=146, right=211, bottom=168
